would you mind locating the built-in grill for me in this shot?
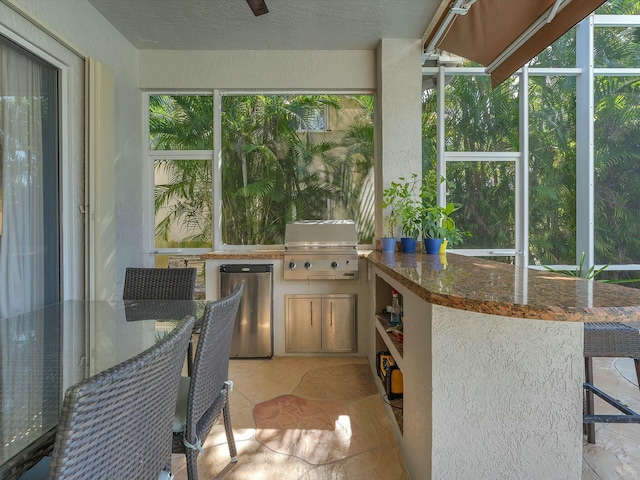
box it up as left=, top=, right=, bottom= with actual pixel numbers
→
left=284, top=220, right=359, bottom=280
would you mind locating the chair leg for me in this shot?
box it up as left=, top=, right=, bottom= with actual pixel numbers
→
left=185, top=448, right=199, bottom=480
left=585, top=357, right=596, bottom=444
left=223, top=395, right=238, bottom=462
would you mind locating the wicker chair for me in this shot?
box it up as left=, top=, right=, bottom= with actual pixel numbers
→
left=583, top=322, right=640, bottom=443
left=124, top=267, right=197, bottom=375
left=123, top=267, right=197, bottom=300
left=172, top=284, right=243, bottom=480
left=47, top=315, right=195, bottom=479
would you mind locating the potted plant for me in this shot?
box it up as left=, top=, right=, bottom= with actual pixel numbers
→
left=381, top=208, right=399, bottom=252
left=421, top=205, right=445, bottom=254
left=380, top=185, right=400, bottom=253
left=420, top=175, right=470, bottom=254
left=399, top=202, right=421, bottom=253
left=382, top=174, right=423, bottom=253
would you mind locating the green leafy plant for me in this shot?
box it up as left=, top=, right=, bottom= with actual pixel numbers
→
left=422, top=203, right=460, bottom=241
left=381, top=174, right=421, bottom=239
left=382, top=173, right=471, bottom=246
left=542, top=252, right=609, bottom=279
left=419, top=175, right=471, bottom=247
left=381, top=207, right=400, bottom=239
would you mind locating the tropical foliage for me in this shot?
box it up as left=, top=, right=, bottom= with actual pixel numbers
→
left=422, top=0, right=640, bottom=284
left=150, top=94, right=375, bottom=247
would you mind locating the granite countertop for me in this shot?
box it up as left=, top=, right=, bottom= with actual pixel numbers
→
left=367, top=251, right=640, bottom=322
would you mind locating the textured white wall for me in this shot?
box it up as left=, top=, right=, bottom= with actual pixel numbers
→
left=139, top=50, right=375, bottom=90
left=431, top=304, right=583, bottom=479
left=376, top=39, right=423, bottom=240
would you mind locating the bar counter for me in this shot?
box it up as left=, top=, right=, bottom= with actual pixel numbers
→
left=365, top=251, right=640, bottom=480
left=367, top=250, right=640, bottom=323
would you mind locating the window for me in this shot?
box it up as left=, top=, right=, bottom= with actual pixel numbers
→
left=423, top=73, right=519, bottom=257
left=220, top=94, right=374, bottom=246
left=594, top=76, right=640, bottom=266
left=147, top=93, right=375, bottom=250
left=148, top=94, right=213, bottom=250
left=528, top=75, right=576, bottom=265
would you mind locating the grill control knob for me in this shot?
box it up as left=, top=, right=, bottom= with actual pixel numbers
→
left=304, top=261, right=312, bottom=269
left=331, top=261, right=339, bottom=269
left=288, top=261, right=296, bottom=270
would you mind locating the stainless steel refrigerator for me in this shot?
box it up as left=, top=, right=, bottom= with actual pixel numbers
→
left=220, top=264, right=273, bottom=358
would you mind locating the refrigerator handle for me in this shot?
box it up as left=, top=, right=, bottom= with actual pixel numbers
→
left=310, top=301, right=313, bottom=326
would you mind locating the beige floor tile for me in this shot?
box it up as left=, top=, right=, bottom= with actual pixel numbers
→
left=254, top=394, right=368, bottom=464
left=347, top=394, right=399, bottom=450
left=174, top=356, right=407, bottom=480
left=293, top=364, right=377, bottom=403
left=174, top=355, right=640, bottom=479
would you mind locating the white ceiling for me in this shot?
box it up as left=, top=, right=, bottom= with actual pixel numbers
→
left=86, top=0, right=442, bottom=50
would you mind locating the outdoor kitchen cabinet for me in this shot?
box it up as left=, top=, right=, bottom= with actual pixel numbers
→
left=285, top=294, right=356, bottom=352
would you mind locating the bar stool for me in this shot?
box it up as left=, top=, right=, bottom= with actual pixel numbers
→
left=583, top=322, right=640, bottom=443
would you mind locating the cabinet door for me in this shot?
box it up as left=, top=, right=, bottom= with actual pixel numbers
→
left=286, top=296, right=322, bottom=352
left=322, top=295, right=356, bottom=352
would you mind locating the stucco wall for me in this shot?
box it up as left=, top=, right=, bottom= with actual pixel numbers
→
left=139, top=49, right=375, bottom=90
left=376, top=39, right=423, bottom=241
left=431, top=304, right=583, bottom=479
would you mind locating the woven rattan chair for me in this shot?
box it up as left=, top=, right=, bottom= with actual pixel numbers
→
left=47, top=315, right=195, bottom=479
left=123, top=267, right=197, bottom=300
left=172, top=284, right=243, bottom=480
left=124, top=267, right=198, bottom=375
left=583, top=322, right=640, bottom=443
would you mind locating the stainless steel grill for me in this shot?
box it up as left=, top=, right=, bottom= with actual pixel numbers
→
left=284, top=220, right=359, bottom=280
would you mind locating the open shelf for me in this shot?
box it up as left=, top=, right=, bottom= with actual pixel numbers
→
left=373, top=273, right=404, bottom=437
left=374, top=373, right=404, bottom=435
left=375, top=314, right=404, bottom=362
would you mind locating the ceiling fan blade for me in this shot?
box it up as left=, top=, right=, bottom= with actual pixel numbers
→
left=246, top=0, right=269, bottom=16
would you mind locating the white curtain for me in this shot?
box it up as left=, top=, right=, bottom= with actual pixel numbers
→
left=0, top=40, right=52, bottom=462
left=0, top=42, right=45, bottom=318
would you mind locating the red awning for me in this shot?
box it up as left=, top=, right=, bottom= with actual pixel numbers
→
left=423, top=0, right=607, bottom=87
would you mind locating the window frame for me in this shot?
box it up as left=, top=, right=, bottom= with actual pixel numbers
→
left=143, top=91, right=215, bottom=257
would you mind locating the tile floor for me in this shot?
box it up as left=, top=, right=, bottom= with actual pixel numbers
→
left=171, top=356, right=408, bottom=479
left=170, top=356, right=640, bottom=480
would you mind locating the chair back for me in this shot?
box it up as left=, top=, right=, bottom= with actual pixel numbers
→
left=123, top=267, right=197, bottom=300
left=186, top=284, right=243, bottom=440
left=48, top=316, right=195, bottom=479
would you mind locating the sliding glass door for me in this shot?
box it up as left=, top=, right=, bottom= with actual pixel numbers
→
left=0, top=36, right=60, bottom=317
